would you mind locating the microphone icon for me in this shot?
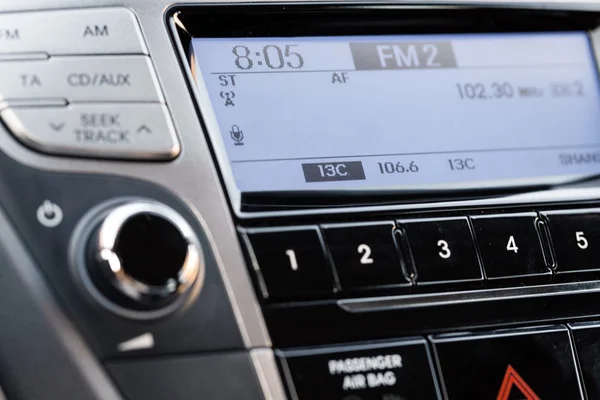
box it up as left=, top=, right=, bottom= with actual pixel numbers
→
left=230, top=125, right=244, bottom=146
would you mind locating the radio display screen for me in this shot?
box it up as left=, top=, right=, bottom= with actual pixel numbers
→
left=190, top=32, right=600, bottom=192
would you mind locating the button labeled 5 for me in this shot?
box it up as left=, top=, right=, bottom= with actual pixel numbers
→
left=544, top=210, right=600, bottom=273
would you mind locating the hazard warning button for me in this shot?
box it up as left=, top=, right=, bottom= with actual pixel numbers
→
left=430, top=326, right=583, bottom=399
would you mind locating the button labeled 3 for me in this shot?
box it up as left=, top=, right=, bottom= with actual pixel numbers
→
left=400, top=217, right=482, bottom=285
left=36, top=200, right=63, bottom=228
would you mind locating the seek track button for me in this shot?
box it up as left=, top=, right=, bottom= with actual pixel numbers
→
left=1, top=104, right=179, bottom=160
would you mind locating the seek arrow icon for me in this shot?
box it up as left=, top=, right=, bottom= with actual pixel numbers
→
left=49, top=122, right=65, bottom=132
left=136, top=124, right=152, bottom=134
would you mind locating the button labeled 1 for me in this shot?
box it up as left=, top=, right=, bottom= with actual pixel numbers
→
left=400, top=217, right=482, bottom=284
left=322, top=222, right=408, bottom=290
left=243, top=227, right=335, bottom=300
left=471, top=213, right=550, bottom=281
left=544, top=210, right=600, bottom=273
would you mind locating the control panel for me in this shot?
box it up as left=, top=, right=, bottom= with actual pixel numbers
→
left=3, top=2, right=600, bottom=400
left=0, top=8, right=179, bottom=160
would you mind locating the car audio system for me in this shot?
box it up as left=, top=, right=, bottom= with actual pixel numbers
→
left=2, top=1, right=600, bottom=400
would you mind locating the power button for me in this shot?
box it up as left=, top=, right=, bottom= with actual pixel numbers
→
left=36, top=200, right=63, bottom=228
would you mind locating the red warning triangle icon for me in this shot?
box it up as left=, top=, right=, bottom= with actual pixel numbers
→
left=496, top=365, right=540, bottom=400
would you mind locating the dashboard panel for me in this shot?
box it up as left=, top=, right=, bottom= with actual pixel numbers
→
left=1, top=1, right=600, bottom=400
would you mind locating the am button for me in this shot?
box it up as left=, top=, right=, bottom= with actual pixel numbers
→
left=0, top=8, right=147, bottom=55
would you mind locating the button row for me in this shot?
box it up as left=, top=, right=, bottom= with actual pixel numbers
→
left=243, top=209, right=600, bottom=301
left=279, top=323, right=600, bottom=399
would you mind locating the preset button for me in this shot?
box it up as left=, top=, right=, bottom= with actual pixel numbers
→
left=471, top=213, right=550, bottom=282
left=544, top=210, right=600, bottom=273
left=243, top=227, right=335, bottom=301
left=1, top=104, right=179, bottom=160
left=322, top=222, right=408, bottom=291
left=400, top=217, right=483, bottom=285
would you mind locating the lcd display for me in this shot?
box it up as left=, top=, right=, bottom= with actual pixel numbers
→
left=190, top=32, right=600, bottom=192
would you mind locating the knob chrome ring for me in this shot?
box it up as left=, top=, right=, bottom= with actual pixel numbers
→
left=70, top=198, right=205, bottom=320
left=96, top=201, right=201, bottom=304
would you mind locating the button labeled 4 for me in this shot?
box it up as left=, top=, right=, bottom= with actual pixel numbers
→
left=471, top=213, right=550, bottom=281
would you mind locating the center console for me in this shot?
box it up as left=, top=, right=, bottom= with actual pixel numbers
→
left=2, top=1, right=600, bottom=400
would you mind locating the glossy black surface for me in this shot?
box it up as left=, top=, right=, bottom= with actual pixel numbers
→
left=322, top=222, right=407, bottom=291
left=279, top=339, right=440, bottom=400
left=569, top=323, right=600, bottom=400
left=431, top=326, right=582, bottom=399
left=244, top=227, right=335, bottom=300
left=401, top=217, right=482, bottom=285
left=544, top=211, right=600, bottom=274
left=471, top=213, right=550, bottom=282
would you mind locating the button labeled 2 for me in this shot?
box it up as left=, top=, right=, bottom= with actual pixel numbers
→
left=401, top=217, right=482, bottom=284
left=544, top=210, right=600, bottom=273
left=243, top=227, right=335, bottom=300
left=322, top=222, right=408, bottom=290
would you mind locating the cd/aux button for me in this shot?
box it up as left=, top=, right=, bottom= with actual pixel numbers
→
left=1, top=104, right=179, bottom=160
left=0, top=56, right=162, bottom=102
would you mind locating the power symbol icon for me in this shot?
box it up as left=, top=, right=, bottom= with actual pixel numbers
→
left=36, top=200, right=63, bottom=228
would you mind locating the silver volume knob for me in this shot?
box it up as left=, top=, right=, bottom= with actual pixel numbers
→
left=78, top=200, right=204, bottom=319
